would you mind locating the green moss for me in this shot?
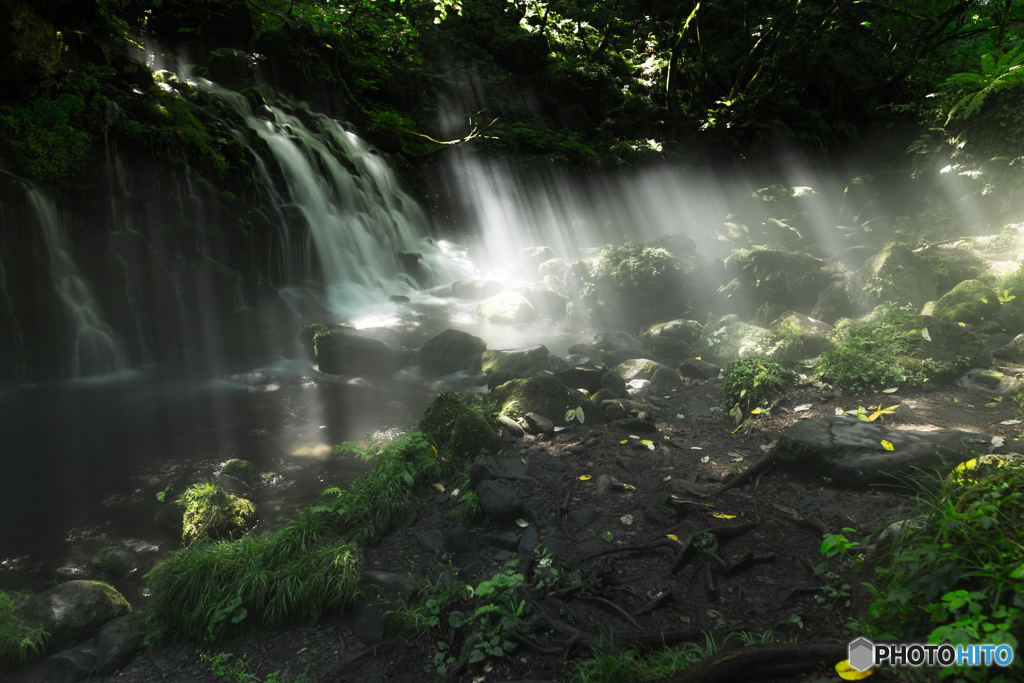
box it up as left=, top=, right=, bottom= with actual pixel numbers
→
left=491, top=374, right=585, bottom=423
left=930, top=280, right=1000, bottom=324
left=222, top=459, right=270, bottom=487
left=160, top=482, right=258, bottom=544
left=420, top=391, right=501, bottom=464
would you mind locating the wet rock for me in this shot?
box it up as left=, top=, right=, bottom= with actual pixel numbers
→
left=993, top=333, right=1024, bottom=360
left=930, top=280, right=1000, bottom=325
left=523, top=412, right=554, bottom=435
left=221, top=458, right=269, bottom=487
left=419, top=328, right=487, bottom=375
left=517, top=525, right=540, bottom=553
left=690, top=321, right=777, bottom=366
left=304, top=325, right=407, bottom=375
left=775, top=416, right=985, bottom=487
left=389, top=295, right=410, bottom=303
left=481, top=345, right=550, bottom=387
left=720, top=249, right=841, bottom=322
left=96, top=614, right=144, bottom=673
left=17, top=581, right=130, bottom=653
left=651, top=366, right=683, bottom=387
left=596, top=475, right=621, bottom=495
left=90, top=547, right=139, bottom=575
left=421, top=392, right=505, bottom=459
left=492, top=375, right=585, bottom=423
left=552, top=366, right=604, bottom=394
left=48, top=647, right=97, bottom=683
left=475, top=291, right=537, bottom=325
left=396, top=251, right=426, bottom=286
left=601, top=400, right=627, bottom=420
left=451, top=278, right=503, bottom=300
left=477, top=481, right=524, bottom=523
left=498, top=414, right=525, bottom=438
left=600, top=370, right=627, bottom=398
left=601, top=349, right=643, bottom=367
left=207, top=48, right=257, bottom=89
left=666, top=474, right=708, bottom=497
left=156, top=484, right=257, bottom=543
left=678, top=358, right=721, bottom=380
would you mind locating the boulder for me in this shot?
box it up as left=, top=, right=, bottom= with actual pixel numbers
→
left=995, top=303, right=1024, bottom=336
left=476, top=480, right=524, bottom=523
left=810, top=280, right=850, bottom=325
left=468, top=453, right=533, bottom=489
left=678, top=358, right=721, bottom=380
left=690, top=321, right=778, bottom=366
left=551, top=366, right=604, bottom=395
left=480, top=345, right=550, bottom=388
left=47, top=648, right=97, bottom=683
left=609, top=358, right=673, bottom=382
left=769, top=311, right=834, bottom=359
left=523, top=412, right=554, bottom=435
left=593, top=330, right=644, bottom=352
left=846, top=242, right=937, bottom=314
left=519, top=246, right=557, bottom=277
left=90, top=547, right=139, bottom=575
left=775, top=416, right=986, bottom=487
left=96, top=614, right=144, bottom=673
left=474, top=292, right=537, bottom=325
left=420, top=392, right=504, bottom=464
left=155, top=483, right=258, bottom=543
left=419, top=328, right=487, bottom=375
left=566, top=235, right=712, bottom=330
left=959, top=367, right=1022, bottom=398
left=516, top=284, right=568, bottom=318
left=930, top=280, right=1000, bottom=325
left=451, top=278, right=503, bottom=300
left=538, top=258, right=570, bottom=279
left=720, top=249, right=841, bottom=324
left=995, top=333, right=1024, bottom=362
left=17, top=581, right=130, bottom=653
left=221, top=458, right=271, bottom=487
left=492, top=375, right=585, bottom=423
left=651, top=366, right=683, bottom=387
left=303, top=324, right=407, bottom=375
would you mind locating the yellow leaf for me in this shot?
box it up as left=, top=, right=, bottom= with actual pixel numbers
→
left=712, top=513, right=737, bottom=519
left=750, top=408, right=762, bottom=414
left=958, top=322, right=966, bottom=327
left=431, top=445, right=438, bottom=458
left=909, top=329, right=917, bottom=334
left=664, top=435, right=670, bottom=440
left=881, top=440, right=894, bottom=451
left=836, top=659, right=873, bottom=679
left=695, top=357, right=701, bottom=360
left=432, top=483, right=445, bottom=492
left=565, top=409, right=576, bottom=422
left=620, top=440, right=628, bottom=444
left=623, top=484, right=636, bottom=490
left=578, top=475, right=592, bottom=481
left=981, top=298, right=988, bottom=303
left=666, top=534, right=679, bottom=541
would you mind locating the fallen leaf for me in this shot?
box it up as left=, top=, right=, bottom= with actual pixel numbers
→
left=691, top=446, right=702, bottom=450
left=515, top=519, right=529, bottom=527
left=602, top=530, right=614, bottom=542
left=451, top=488, right=460, bottom=497
left=629, top=435, right=639, bottom=439
left=750, top=408, right=762, bottom=415
left=679, top=616, right=691, bottom=623
left=623, top=484, right=636, bottom=490
left=554, top=426, right=565, bottom=432
left=675, top=413, right=686, bottom=419
left=578, top=474, right=592, bottom=480
left=432, top=483, right=445, bottom=492
left=992, top=436, right=1005, bottom=448
left=640, top=439, right=655, bottom=450
left=620, top=439, right=628, bottom=444
left=712, top=513, right=737, bottom=519
left=836, top=659, right=873, bottom=679
left=794, top=403, right=812, bottom=412
left=620, top=514, right=634, bottom=525
left=835, top=407, right=845, bottom=416
left=921, top=327, right=931, bottom=341
left=666, top=534, right=679, bottom=541
left=958, top=322, right=966, bottom=327
left=664, top=435, right=670, bottom=440
left=981, top=370, right=1004, bottom=377
left=663, top=475, right=672, bottom=482
left=882, top=387, right=898, bottom=393
left=881, top=440, right=894, bottom=451
left=701, top=455, right=710, bottom=463
left=1001, top=419, right=1022, bottom=425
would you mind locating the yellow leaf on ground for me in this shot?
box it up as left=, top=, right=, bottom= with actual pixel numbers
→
left=578, top=474, right=592, bottom=480
left=666, top=534, right=679, bottom=541
left=712, top=513, right=737, bottom=519
left=432, top=483, right=445, bottom=492
left=881, top=440, right=894, bottom=451
left=836, top=659, right=873, bottom=679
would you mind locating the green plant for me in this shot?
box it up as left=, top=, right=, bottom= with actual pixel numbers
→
left=720, top=357, right=794, bottom=413
left=156, top=485, right=172, bottom=502
left=567, top=631, right=723, bottom=683
left=202, top=649, right=317, bottom=682
left=941, top=44, right=1024, bottom=124
left=998, top=288, right=1016, bottom=304
left=788, top=613, right=804, bottom=630
left=856, top=460, right=1024, bottom=680
left=0, top=591, right=49, bottom=665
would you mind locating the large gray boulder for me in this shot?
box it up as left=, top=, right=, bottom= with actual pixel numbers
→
left=419, top=328, right=487, bottom=375
left=775, top=416, right=990, bottom=487
left=480, top=345, right=550, bottom=388
left=474, top=292, right=537, bottom=325
left=303, top=324, right=407, bottom=375
left=17, top=580, right=130, bottom=653
left=96, top=614, right=144, bottom=673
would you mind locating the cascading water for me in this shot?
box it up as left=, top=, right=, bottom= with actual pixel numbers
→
left=200, top=81, right=461, bottom=316
left=27, top=186, right=127, bottom=377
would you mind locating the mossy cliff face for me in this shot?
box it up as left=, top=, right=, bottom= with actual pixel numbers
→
left=0, top=0, right=64, bottom=99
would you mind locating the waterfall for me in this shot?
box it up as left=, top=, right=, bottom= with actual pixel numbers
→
left=201, top=83, right=458, bottom=315
left=27, top=187, right=127, bottom=377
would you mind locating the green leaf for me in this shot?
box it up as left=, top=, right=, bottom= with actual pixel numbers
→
left=602, top=530, right=614, bottom=542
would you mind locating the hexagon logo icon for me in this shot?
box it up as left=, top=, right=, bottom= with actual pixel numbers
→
left=848, top=637, right=875, bottom=672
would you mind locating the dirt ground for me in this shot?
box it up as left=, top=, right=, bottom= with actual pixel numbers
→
left=14, top=359, right=1021, bottom=683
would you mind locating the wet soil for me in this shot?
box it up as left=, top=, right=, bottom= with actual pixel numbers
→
left=10, top=361, right=1023, bottom=683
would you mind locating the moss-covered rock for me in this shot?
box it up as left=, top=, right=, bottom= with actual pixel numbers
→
left=419, top=328, right=487, bottom=375
left=221, top=459, right=272, bottom=487
left=930, top=280, right=1001, bottom=325
left=566, top=235, right=711, bottom=330
left=519, top=246, right=557, bottom=277
left=769, top=311, right=833, bottom=360
left=420, top=391, right=504, bottom=464
left=480, top=345, right=549, bottom=388
left=918, top=248, right=989, bottom=293
left=91, top=547, right=139, bottom=575
left=719, top=249, right=841, bottom=324
left=691, top=321, right=779, bottom=366
left=156, top=483, right=258, bottom=543
left=474, top=291, right=537, bottom=325
left=302, top=324, right=407, bottom=375
left=640, top=319, right=702, bottom=360
left=538, top=258, right=570, bottom=279
left=16, top=580, right=130, bottom=654
left=846, top=242, right=937, bottom=314
left=491, top=375, right=586, bottom=424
